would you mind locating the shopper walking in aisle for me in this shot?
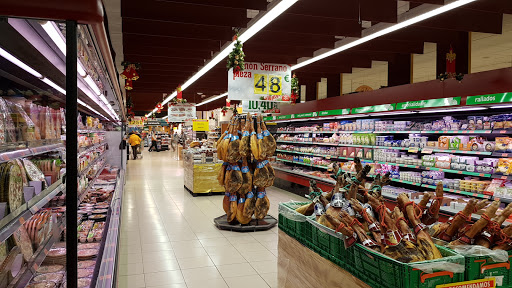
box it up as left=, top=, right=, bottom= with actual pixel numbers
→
left=128, top=132, right=141, bottom=159
left=148, top=133, right=158, bottom=152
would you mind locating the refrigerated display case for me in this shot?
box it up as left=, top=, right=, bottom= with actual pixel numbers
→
left=0, top=2, right=125, bottom=287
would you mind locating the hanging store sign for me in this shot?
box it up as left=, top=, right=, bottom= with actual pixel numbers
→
left=192, top=119, right=209, bottom=131
left=128, top=116, right=144, bottom=127
left=242, top=100, right=280, bottom=114
left=228, top=62, right=292, bottom=102
left=396, top=97, right=461, bottom=110
left=466, top=92, right=512, bottom=105
left=351, top=104, right=395, bottom=114
left=168, top=103, right=196, bottom=122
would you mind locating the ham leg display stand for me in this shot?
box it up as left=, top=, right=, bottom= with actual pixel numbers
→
left=214, top=113, right=277, bottom=232
left=214, top=214, right=277, bottom=232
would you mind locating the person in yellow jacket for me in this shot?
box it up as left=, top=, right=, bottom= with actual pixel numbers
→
left=128, top=132, right=142, bottom=159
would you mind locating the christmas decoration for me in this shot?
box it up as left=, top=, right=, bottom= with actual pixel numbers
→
left=121, top=62, right=140, bottom=91
left=169, top=97, right=187, bottom=105
left=291, top=74, right=299, bottom=104
left=438, top=46, right=464, bottom=83
left=156, top=102, right=163, bottom=113
left=124, top=79, right=133, bottom=90
left=226, top=99, right=231, bottom=108
left=446, top=46, right=456, bottom=79
left=226, top=32, right=245, bottom=78
left=177, top=85, right=183, bottom=100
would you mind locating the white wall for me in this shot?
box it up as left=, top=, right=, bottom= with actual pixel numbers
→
left=317, top=78, right=327, bottom=100
left=471, top=14, right=512, bottom=73
left=413, top=42, right=437, bottom=83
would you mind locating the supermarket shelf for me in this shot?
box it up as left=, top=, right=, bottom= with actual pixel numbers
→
left=96, top=170, right=125, bottom=288
left=79, top=129, right=106, bottom=133
left=277, top=141, right=495, bottom=156
left=79, top=153, right=106, bottom=178
left=273, top=166, right=335, bottom=185
left=8, top=220, right=65, bottom=288
left=276, top=129, right=507, bottom=134
left=390, top=178, right=422, bottom=187
left=0, top=178, right=65, bottom=243
left=421, top=166, right=491, bottom=177
left=375, top=161, right=420, bottom=169
left=276, top=158, right=329, bottom=170
left=491, top=174, right=512, bottom=180
left=79, top=141, right=107, bottom=156
left=492, top=152, right=511, bottom=157
left=78, top=162, right=108, bottom=205
left=422, top=184, right=491, bottom=199
left=0, top=143, right=64, bottom=164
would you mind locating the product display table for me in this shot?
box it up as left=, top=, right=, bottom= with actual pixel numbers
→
left=183, top=151, right=224, bottom=195
left=278, top=230, right=370, bottom=288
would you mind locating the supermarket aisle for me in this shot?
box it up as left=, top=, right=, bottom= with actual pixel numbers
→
left=118, top=149, right=306, bottom=288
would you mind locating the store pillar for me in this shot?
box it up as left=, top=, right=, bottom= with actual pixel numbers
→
left=65, top=20, right=78, bottom=288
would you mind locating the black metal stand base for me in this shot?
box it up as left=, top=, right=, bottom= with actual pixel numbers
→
left=184, top=185, right=224, bottom=197
left=214, top=214, right=277, bottom=232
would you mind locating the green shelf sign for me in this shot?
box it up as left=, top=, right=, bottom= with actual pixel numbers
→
left=318, top=108, right=350, bottom=117
left=351, top=104, right=395, bottom=114
left=466, top=92, right=512, bottom=105
left=396, top=97, right=460, bottom=110
left=276, top=114, right=292, bottom=120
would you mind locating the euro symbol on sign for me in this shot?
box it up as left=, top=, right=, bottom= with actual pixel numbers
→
left=284, top=75, right=290, bottom=82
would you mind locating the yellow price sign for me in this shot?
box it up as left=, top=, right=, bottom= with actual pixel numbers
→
left=268, top=74, right=282, bottom=95
left=436, top=278, right=496, bottom=288
left=192, top=119, right=209, bottom=131
left=254, top=74, right=267, bottom=94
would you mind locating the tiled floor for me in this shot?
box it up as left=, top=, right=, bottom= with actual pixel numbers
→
left=118, top=149, right=306, bottom=288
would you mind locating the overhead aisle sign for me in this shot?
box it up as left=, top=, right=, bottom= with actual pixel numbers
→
left=396, top=97, right=460, bottom=110
left=228, top=62, right=292, bottom=102
left=128, top=116, right=144, bottom=127
left=466, top=92, right=512, bottom=105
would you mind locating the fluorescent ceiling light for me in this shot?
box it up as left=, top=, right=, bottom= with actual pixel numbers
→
left=85, top=75, right=101, bottom=95
left=162, top=116, right=168, bottom=119
left=99, top=94, right=109, bottom=106
left=41, top=78, right=66, bottom=95
left=291, top=0, right=477, bottom=70
left=418, top=107, right=487, bottom=114
left=77, top=62, right=87, bottom=77
left=41, top=22, right=66, bottom=55
left=0, top=47, right=43, bottom=78
left=490, top=104, right=512, bottom=109
left=151, top=0, right=298, bottom=115
left=196, top=93, right=228, bottom=107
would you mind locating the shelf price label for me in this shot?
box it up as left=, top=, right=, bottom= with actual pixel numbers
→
left=228, top=62, right=291, bottom=102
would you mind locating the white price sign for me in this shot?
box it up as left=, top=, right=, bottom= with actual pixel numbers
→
left=168, top=103, right=196, bottom=122
left=242, top=101, right=280, bottom=114
left=228, top=62, right=291, bottom=102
